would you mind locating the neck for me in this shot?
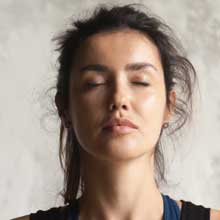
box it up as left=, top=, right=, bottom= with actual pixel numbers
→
left=78, top=149, right=164, bottom=220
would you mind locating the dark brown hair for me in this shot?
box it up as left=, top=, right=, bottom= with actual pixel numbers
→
left=51, top=3, right=197, bottom=205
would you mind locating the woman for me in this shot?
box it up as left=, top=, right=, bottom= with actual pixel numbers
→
left=12, top=4, right=220, bottom=220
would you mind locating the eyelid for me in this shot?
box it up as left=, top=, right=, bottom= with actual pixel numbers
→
left=86, top=81, right=149, bottom=88
left=133, top=81, right=150, bottom=86
left=86, top=80, right=149, bottom=84
left=85, top=82, right=104, bottom=88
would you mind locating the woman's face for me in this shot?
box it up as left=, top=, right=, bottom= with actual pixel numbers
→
left=68, top=29, right=175, bottom=162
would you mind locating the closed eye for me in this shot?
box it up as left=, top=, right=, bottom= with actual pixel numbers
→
left=86, top=82, right=104, bottom=88
left=133, top=82, right=149, bottom=86
left=85, top=82, right=149, bottom=89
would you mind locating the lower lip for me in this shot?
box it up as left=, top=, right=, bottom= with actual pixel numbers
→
left=103, top=125, right=136, bottom=135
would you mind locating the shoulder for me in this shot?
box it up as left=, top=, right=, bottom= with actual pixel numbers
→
left=174, top=199, right=182, bottom=211
left=10, top=215, right=30, bottom=220
left=175, top=199, right=220, bottom=220
left=210, top=208, right=220, bottom=220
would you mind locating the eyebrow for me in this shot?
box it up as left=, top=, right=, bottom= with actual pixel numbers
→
left=79, top=62, right=158, bottom=74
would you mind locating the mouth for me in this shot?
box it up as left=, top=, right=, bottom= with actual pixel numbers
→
left=103, top=117, right=138, bottom=130
left=103, top=124, right=137, bottom=135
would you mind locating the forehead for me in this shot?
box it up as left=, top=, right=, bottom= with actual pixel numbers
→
left=72, top=28, right=163, bottom=72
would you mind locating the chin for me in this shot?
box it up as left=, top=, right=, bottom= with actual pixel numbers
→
left=90, top=141, right=151, bottom=162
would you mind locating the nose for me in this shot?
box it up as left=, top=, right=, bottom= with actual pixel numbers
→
left=109, top=99, right=128, bottom=111
left=108, top=79, right=130, bottom=112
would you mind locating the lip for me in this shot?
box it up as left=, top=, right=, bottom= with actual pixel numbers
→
left=103, top=117, right=138, bottom=130
left=103, top=124, right=136, bottom=135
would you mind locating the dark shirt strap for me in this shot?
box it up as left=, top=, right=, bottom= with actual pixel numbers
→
left=180, top=200, right=210, bottom=220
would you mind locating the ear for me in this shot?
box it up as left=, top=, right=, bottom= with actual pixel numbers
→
left=55, top=92, right=65, bottom=118
left=163, top=89, right=176, bottom=122
left=55, top=92, right=70, bottom=127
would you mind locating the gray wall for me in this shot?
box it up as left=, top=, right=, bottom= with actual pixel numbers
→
left=1, top=0, right=220, bottom=219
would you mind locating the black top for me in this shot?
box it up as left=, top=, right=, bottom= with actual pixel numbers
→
left=29, top=196, right=210, bottom=220
left=181, top=200, right=210, bottom=220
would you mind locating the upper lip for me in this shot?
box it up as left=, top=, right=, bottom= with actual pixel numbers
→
left=103, top=117, right=138, bottom=129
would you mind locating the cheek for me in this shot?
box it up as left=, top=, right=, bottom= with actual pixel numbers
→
left=138, top=95, right=164, bottom=149
left=69, top=95, right=103, bottom=146
left=139, top=91, right=166, bottom=137
left=141, top=93, right=165, bottom=113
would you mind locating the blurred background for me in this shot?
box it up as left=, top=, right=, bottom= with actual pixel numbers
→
left=1, top=0, right=220, bottom=219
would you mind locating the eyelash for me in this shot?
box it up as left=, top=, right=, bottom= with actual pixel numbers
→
left=133, top=82, right=149, bottom=86
left=86, top=82, right=149, bottom=88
